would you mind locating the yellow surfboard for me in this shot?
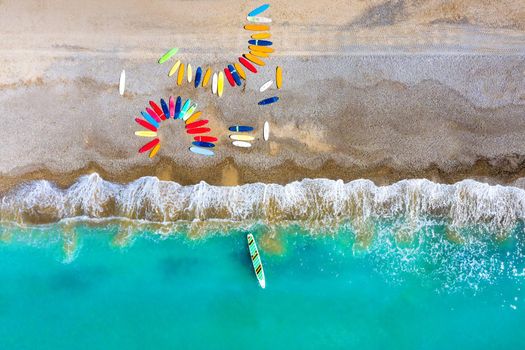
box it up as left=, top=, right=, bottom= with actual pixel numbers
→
left=149, top=143, right=161, bottom=158
left=276, top=66, right=283, bottom=89
left=248, top=45, right=274, bottom=53
left=187, top=64, right=193, bottom=83
left=135, top=131, right=158, bottom=137
left=218, top=71, right=224, bottom=97
left=168, top=60, right=181, bottom=77
left=244, top=53, right=265, bottom=67
left=234, top=63, right=246, bottom=80
left=251, top=32, right=271, bottom=39
left=177, top=63, right=185, bottom=86
left=185, top=111, right=202, bottom=125
left=202, top=68, right=212, bottom=87
left=230, top=134, right=255, bottom=141
left=250, top=50, right=270, bottom=58
left=244, top=24, right=270, bottom=31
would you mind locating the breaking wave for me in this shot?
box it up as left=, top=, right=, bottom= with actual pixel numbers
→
left=1, top=173, right=525, bottom=232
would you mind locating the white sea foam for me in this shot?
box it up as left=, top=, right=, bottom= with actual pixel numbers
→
left=1, top=173, right=525, bottom=231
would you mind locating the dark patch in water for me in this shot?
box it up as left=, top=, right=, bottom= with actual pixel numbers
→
left=158, top=256, right=199, bottom=280
left=48, top=266, right=108, bottom=292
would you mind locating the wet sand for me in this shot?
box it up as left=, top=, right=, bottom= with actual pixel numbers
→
left=0, top=0, right=524, bottom=191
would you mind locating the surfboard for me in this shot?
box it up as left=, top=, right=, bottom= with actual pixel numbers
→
left=224, top=67, right=235, bottom=87
left=244, top=53, right=265, bottom=67
left=230, top=134, right=255, bottom=141
left=247, top=233, right=266, bottom=289
left=141, top=111, right=159, bottom=128
left=239, top=57, right=257, bottom=73
left=135, top=131, right=157, bottom=137
left=158, top=48, right=178, bottom=64
left=169, top=96, right=174, bottom=119
left=160, top=99, right=170, bottom=119
left=119, top=70, right=125, bottom=95
left=194, top=67, right=202, bottom=88
left=276, top=66, right=282, bottom=89
left=248, top=45, right=274, bottom=53
left=149, top=143, right=161, bottom=158
left=218, top=71, right=224, bottom=97
left=139, top=138, right=160, bottom=153
left=187, top=127, right=211, bottom=135
left=186, top=120, right=209, bottom=129
left=177, top=63, right=185, bottom=86
left=259, top=80, right=273, bottom=92
left=258, top=96, right=279, bottom=105
left=187, top=64, right=193, bottom=83
left=202, top=68, right=212, bottom=87
left=251, top=32, right=271, bottom=39
left=229, top=125, right=254, bottom=132
left=228, top=65, right=242, bottom=86
left=263, top=121, right=269, bottom=141
left=232, top=141, right=252, bottom=148
left=192, top=141, right=215, bottom=148
left=233, top=63, right=246, bottom=80
left=168, top=60, right=181, bottom=77
left=244, top=24, right=270, bottom=31
left=194, top=136, right=218, bottom=142
left=135, top=118, right=157, bottom=132
left=180, top=99, right=191, bottom=118
left=183, top=104, right=197, bottom=121
left=189, top=146, right=214, bottom=156
left=185, top=111, right=202, bottom=125
left=149, top=101, right=166, bottom=120
left=247, top=4, right=270, bottom=17
left=250, top=50, right=270, bottom=58
left=212, top=73, right=218, bottom=94
left=248, top=39, right=272, bottom=46
left=175, top=96, right=182, bottom=119
left=247, top=16, right=272, bottom=23
left=145, top=108, right=161, bottom=123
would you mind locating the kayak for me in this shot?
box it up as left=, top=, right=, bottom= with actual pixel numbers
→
left=247, top=233, right=266, bottom=289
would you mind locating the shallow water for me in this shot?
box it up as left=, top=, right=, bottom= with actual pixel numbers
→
left=1, top=220, right=524, bottom=349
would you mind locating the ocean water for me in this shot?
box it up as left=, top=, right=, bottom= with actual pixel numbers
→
left=1, top=175, right=525, bottom=349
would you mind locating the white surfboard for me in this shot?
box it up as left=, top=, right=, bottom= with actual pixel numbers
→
left=230, top=134, right=255, bottom=141
left=263, top=121, right=270, bottom=141
left=232, top=140, right=252, bottom=148
left=259, top=80, right=273, bottom=92
left=119, top=70, right=125, bottom=95
left=247, top=16, right=272, bottom=23
left=187, top=64, right=193, bottom=83
left=212, top=73, right=218, bottom=94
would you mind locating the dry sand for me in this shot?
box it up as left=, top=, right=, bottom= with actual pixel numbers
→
left=0, top=0, right=524, bottom=191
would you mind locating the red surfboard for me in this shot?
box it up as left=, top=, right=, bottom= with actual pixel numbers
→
left=186, top=127, right=211, bottom=135
left=239, top=57, right=257, bottom=73
left=149, top=101, right=166, bottom=120
left=139, top=138, right=160, bottom=153
left=224, top=67, right=235, bottom=87
left=194, top=136, right=218, bottom=142
left=146, top=108, right=161, bottom=122
left=185, top=120, right=209, bottom=129
left=169, top=96, right=175, bottom=119
left=135, top=118, right=157, bottom=132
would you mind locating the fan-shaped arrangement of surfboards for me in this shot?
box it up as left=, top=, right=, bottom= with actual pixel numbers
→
left=247, top=233, right=266, bottom=289
left=157, top=4, right=274, bottom=97
left=134, top=96, right=217, bottom=157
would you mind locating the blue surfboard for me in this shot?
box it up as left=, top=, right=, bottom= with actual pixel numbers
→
left=228, top=65, right=242, bottom=86
left=229, top=125, right=254, bottom=132
left=140, top=111, right=159, bottom=128
left=175, top=96, right=181, bottom=119
left=248, top=39, right=272, bottom=46
left=194, top=67, right=202, bottom=88
left=160, top=98, right=170, bottom=119
left=258, top=96, right=279, bottom=106
left=248, top=4, right=270, bottom=17
left=192, top=141, right=215, bottom=148
left=189, top=146, right=215, bottom=156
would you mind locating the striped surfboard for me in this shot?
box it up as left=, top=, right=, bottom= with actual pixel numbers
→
left=247, top=233, right=266, bottom=289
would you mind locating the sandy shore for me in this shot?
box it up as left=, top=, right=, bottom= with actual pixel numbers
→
left=0, top=0, right=524, bottom=191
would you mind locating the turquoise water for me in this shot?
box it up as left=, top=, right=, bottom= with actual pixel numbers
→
left=1, top=221, right=525, bottom=349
